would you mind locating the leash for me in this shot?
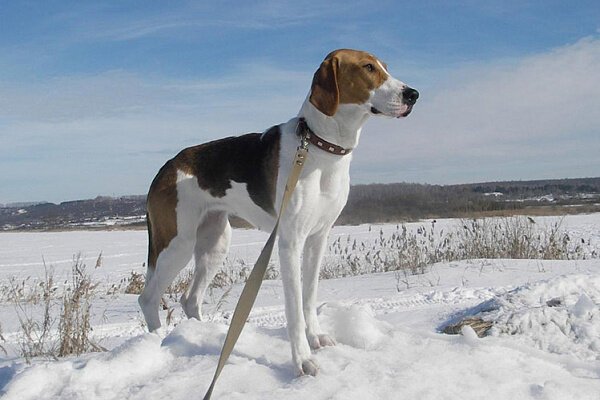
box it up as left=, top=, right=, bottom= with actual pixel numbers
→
left=203, top=122, right=310, bottom=400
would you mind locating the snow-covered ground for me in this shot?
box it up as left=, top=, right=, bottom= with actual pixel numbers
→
left=1, top=214, right=599, bottom=399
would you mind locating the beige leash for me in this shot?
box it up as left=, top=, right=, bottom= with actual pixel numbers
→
left=203, top=128, right=309, bottom=400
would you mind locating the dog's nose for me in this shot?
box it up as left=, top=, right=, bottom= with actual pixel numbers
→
left=402, top=88, right=419, bottom=105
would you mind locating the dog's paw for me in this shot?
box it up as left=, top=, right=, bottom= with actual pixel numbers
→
left=308, top=333, right=337, bottom=349
left=317, top=333, right=337, bottom=347
left=298, top=359, right=319, bottom=376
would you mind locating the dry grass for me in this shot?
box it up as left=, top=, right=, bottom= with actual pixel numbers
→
left=0, top=260, right=58, bottom=305
left=113, top=256, right=256, bottom=327
left=320, top=216, right=596, bottom=280
left=57, top=254, right=105, bottom=357
left=125, top=216, right=594, bottom=286
left=119, top=256, right=264, bottom=303
left=123, top=271, right=146, bottom=295
left=12, top=263, right=58, bottom=361
left=8, top=253, right=106, bottom=362
left=165, top=269, right=194, bottom=301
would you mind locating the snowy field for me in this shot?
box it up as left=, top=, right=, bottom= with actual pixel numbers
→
left=0, top=214, right=599, bottom=399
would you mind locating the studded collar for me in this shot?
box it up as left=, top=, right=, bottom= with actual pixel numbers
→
left=297, top=118, right=352, bottom=156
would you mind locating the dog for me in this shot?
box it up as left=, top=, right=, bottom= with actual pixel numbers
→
left=139, top=49, right=418, bottom=376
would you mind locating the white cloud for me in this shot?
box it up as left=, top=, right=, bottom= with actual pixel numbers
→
left=353, top=36, right=600, bottom=184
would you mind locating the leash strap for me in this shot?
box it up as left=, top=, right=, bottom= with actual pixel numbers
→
left=203, top=133, right=309, bottom=400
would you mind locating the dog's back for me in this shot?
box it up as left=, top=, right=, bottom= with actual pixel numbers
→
left=146, top=127, right=282, bottom=268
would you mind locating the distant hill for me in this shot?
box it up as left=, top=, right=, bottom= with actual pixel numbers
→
left=1, top=178, right=599, bottom=231
left=0, top=195, right=147, bottom=231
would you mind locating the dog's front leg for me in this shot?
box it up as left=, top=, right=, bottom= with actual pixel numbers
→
left=302, top=230, right=336, bottom=349
left=278, top=233, right=318, bottom=376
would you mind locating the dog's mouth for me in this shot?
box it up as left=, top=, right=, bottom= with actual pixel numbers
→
left=371, top=104, right=413, bottom=118
left=398, top=105, right=412, bottom=118
left=396, top=103, right=413, bottom=118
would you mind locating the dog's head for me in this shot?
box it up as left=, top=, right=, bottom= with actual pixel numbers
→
left=309, top=49, right=418, bottom=118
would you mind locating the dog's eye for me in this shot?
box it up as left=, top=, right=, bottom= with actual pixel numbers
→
left=363, top=64, right=375, bottom=72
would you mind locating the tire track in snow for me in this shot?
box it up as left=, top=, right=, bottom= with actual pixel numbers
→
left=240, top=287, right=498, bottom=329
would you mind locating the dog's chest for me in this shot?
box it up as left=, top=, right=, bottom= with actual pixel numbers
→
left=296, top=157, right=351, bottom=225
left=318, top=166, right=349, bottom=204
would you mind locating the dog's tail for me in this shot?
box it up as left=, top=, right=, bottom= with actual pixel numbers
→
left=146, top=209, right=155, bottom=269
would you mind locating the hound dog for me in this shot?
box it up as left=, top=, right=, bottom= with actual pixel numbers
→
left=139, top=49, right=419, bottom=375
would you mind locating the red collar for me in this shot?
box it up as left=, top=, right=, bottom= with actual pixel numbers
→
left=297, top=118, right=352, bottom=156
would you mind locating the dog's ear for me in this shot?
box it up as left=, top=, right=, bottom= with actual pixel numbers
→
left=309, top=56, right=339, bottom=117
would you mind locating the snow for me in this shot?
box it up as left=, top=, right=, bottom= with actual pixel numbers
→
left=318, top=303, right=390, bottom=350
left=468, top=273, right=600, bottom=361
left=1, top=214, right=600, bottom=399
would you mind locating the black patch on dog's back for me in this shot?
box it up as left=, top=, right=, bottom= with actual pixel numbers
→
left=172, top=125, right=282, bottom=216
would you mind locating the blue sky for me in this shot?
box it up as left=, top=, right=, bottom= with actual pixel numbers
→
left=1, top=1, right=599, bottom=204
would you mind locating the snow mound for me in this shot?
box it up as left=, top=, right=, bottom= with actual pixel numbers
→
left=466, top=274, right=600, bottom=360
left=318, top=302, right=391, bottom=350
left=2, top=334, right=170, bottom=400
left=1, top=320, right=288, bottom=400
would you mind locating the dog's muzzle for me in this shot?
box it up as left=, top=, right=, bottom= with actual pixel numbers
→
left=370, top=86, right=419, bottom=118
left=399, top=87, right=419, bottom=117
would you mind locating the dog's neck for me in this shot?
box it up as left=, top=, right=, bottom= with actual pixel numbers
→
left=298, top=98, right=370, bottom=150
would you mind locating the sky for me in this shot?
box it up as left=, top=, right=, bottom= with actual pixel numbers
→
left=1, top=1, right=599, bottom=204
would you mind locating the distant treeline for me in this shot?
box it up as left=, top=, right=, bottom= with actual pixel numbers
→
left=337, top=183, right=517, bottom=224
left=337, top=178, right=600, bottom=224
left=1, top=178, right=599, bottom=230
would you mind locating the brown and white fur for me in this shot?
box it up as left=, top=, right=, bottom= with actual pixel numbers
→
left=139, top=49, right=418, bottom=376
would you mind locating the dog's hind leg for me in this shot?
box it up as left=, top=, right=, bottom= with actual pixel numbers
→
left=139, top=197, right=200, bottom=332
left=139, top=233, right=197, bottom=331
left=180, top=211, right=232, bottom=321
